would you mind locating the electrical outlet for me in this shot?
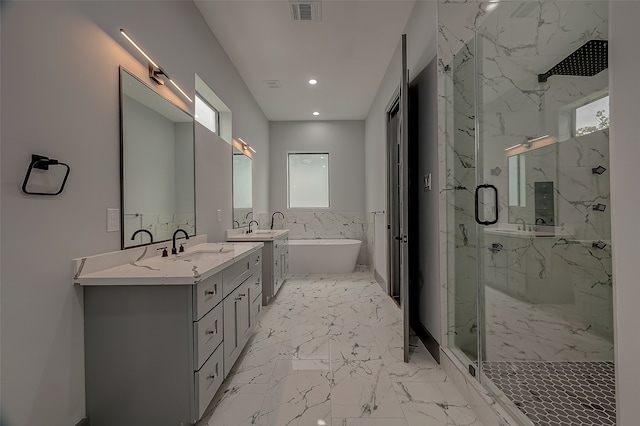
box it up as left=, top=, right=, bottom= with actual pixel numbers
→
left=107, top=208, right=120, bottom=232
left=217, top=209, right=222, bottom=222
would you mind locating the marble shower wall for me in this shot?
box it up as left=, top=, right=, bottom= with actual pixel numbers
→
left=438, top=0, right=613, bottom=362
left=444, top=38, right=480, bottom=358
left=256, top=211, right=370, bottom=266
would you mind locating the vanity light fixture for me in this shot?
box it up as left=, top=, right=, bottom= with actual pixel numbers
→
left=308, top=79, right=318, bottom=85
left=120, top=29, right=193, bottom=103
left=313, top=111, right=320, bottom=116
left=505, top=135, right=558, bottom=156
left=237, top=138, right=257, bottom=154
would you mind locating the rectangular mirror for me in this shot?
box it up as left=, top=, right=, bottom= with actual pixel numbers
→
left=233, top=148, right=252, bottom=227
left=120, top=68, right=195, bottom=248
left=507, top=144, right=557, bottom=226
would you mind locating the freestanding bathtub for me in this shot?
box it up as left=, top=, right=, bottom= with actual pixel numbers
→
left=289, top=239, right=362, bottom=274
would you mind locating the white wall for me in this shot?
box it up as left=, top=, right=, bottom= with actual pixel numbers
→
left=269, top=121, right=365, bottom=213
left=0, top=2, right=268, bottom=425
left=609, top=2, right=640, bottom=424
left=365, top=0, right=438, bottom=283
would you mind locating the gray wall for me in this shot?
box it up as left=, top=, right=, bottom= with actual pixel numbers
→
left=365, top=0, right=438, bottom=285
left=269, top=121, right=365, bottom=213
left=0, top=2, right=268, bottom=425
left=411, top=60, right=441, bottom=343
left=610, top=2, right=640, bottom=423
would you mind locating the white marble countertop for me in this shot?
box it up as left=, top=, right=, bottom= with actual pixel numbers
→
left=74, top=241, right=263, bottom=286
left=226, top=229, right=289, bottom=242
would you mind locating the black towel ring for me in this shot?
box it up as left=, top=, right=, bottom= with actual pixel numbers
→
left=21, top=154, right=70, bottom=196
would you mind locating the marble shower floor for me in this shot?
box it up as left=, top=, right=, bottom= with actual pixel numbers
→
left=198, top=271, right=483, bottom=426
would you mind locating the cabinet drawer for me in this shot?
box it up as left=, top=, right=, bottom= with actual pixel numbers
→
left=195, top=341, right=223, bottom=420
left=223, top=256, right=252, bottom=297
left=253, top=250, right=262, bottom=269
left=193, top=303, right=223, bottom=370
left=193, top=272, right=222, bottom=321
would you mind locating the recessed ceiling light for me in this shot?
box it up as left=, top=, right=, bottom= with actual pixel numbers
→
left=313, top=111, right=320, bottom=116
left=308, top=79, right=318, bottom=85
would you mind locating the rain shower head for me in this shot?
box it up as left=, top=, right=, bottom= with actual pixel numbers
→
left=538, top=40, right=608, bottom=83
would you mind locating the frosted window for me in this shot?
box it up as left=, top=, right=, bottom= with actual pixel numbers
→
left=288, top=153, right=329, bottom=208
left=575, top=95, right=609, bottom=137
left=195, top=95, right=218, bottom=134
left=508, top=154, right=526, bottom=207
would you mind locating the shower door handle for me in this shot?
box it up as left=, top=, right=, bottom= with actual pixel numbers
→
left=474, top=184, right=499, bottom=226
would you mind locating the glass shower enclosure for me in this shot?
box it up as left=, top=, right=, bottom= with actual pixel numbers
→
left=444, top=2, right=614, bottom=424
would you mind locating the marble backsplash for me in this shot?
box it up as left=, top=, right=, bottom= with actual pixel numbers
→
left=255, top=211, right=371, bottom=266
left=123, top=212, right=195, bottom=247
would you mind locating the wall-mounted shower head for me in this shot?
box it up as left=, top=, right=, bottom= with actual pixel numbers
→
left=592, top=166, right=607, bottom=175
left=592, top=241, right=607, bottom=250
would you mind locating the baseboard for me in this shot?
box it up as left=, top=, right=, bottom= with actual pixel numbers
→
left=74, top=417, right=90, bottom=426
left=413, top=321, right=440, bottom=364
left=374, top=269, right=386, bottom=289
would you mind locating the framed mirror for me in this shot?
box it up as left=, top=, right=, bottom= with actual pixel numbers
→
left=120, top=68, right=195, bottom=248
left=233, top=148, right=253, bottom=227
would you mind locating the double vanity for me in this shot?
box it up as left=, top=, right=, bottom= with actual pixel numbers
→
left=73, top=233, right=287, bottom=426
left=226, top=228, right=289, bottom=305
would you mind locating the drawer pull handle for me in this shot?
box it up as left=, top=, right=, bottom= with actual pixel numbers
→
left=239, top=293, right=246, bottom=297
left=205, top=284, right=217, bottom=296
left=206, top=319, right=218, bottom=336
left=207, top=374, right=216, bottom=380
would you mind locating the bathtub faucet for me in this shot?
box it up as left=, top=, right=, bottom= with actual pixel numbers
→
left=271, top=211, right=285, bottom=229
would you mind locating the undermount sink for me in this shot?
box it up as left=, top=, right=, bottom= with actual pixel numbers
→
left=179, top=248, right=234, bottom=261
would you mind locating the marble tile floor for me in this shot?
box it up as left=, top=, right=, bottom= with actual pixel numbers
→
left=485, top=286, right=614, bottom=362
left=198, top=271, right=484, bottom=426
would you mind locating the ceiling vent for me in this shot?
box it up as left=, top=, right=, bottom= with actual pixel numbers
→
left=290, top=1, right=321, bottom=22
left=264, top=80, right=282, bottom=89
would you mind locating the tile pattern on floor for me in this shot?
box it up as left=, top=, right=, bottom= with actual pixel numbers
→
left=483, top=361, right=615, bottom=426
left=198, top=271, right=483, bottom=426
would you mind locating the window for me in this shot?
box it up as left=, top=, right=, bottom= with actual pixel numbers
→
left=195, top=94, right=219, bottom=134
left=575, top=95, right=609, bottom=137
left=288, top=153, right=329, bottom=208
left=508, top=154, right=526, bottom=207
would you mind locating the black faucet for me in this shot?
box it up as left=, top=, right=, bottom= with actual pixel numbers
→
left=131, top=229, right=153, bottom=243
left=245, top=211, right=253, bottom=220
left=233, top=220, right=240, bottom=228
left=271, top=211, right=285, bottom=230
left=248, top=220, right=259, bottom=233
left=171, top=229, right=190, bottom=255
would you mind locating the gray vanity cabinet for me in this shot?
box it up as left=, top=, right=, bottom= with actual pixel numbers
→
left=83, top=249, right=262, bottom=426
left=262, top=234, right=289, bottom=305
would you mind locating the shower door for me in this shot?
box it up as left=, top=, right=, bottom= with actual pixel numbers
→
left=446, top=1, right=614, bottom=424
